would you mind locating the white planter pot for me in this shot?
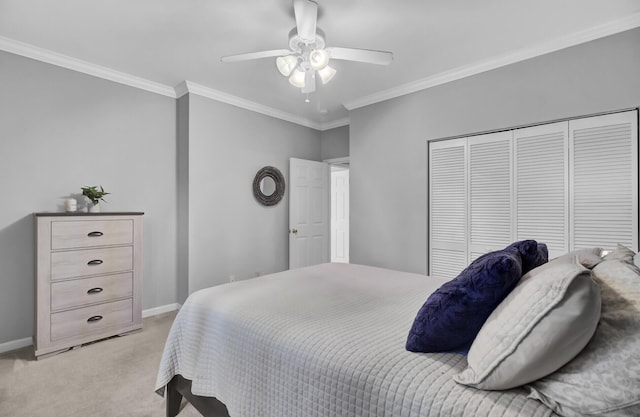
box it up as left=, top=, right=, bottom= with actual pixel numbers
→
left=88, top=203, right=101, bottom=213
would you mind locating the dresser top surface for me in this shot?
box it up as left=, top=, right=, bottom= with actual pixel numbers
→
left=34, top=212, right=144, bottom=217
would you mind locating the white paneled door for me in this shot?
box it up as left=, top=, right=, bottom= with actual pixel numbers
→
left=289, top=158, right=329, bottom=269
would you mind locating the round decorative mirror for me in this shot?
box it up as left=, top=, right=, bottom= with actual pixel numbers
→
left=260, top=177, right=276, bottom=196
left=253, top=166, right=285, bottom=206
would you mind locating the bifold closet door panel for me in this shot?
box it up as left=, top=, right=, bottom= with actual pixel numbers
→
left=570, top=110, right=638, bottom=251
left=513, top=121, right=569, bottom=259
left=467, top=131, right=513, bottom=262
left=429, top=138, right=467, bottom=279
left=429, top=131, right=514, bottom=278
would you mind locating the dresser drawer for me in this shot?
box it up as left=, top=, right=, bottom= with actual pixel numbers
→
left=51, top=272, right=133, bottom=311
left=51, top=246, right=133, bottom=281
left=51, top=220, right=133, bottom=250
left=50, top=299, right=133, bottom=341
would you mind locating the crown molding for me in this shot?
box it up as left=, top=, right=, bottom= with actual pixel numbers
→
left=6, top=11, right=638, bottom=127
left=175, top=81, right=349, bottom=130
left=318, top=117, right=350, bottom=130
left=344, top=12, right=640, bottom=111
left=0, top=36, right=344, bottom=129
left=176, top=81, right=335, bottom=130
left=0, top=36, right=176, bottom=98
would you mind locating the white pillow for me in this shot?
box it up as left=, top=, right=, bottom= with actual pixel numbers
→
left=527, top=258, right=640, bottom=417
left=454, top=255, right=601, bottom=390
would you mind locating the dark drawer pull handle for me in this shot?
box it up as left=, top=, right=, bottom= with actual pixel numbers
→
left=87, top=315, right=103, bottom=323
left=87, top=259, right=103, bottom=266
left=87, top=231, right=104, bottom=237
left=87, top=287, right=103, bottom=294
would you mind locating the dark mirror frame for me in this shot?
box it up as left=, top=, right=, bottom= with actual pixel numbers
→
left=253, top=166, right=285, bottom=206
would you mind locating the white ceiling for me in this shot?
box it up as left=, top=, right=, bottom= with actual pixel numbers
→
left=1, top=0, right=640, bottom=129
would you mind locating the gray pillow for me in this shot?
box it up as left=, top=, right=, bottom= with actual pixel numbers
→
left=603, top=243, right=636, bottom=264
left=527, top=258, right=640, bottom=417
left=453, top=255, right=601, bottom=390
left=555, top=247, right=603, bottom=269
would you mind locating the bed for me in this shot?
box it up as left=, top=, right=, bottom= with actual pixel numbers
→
left=155, top=262, right=561, bottom=417
left=157, top=241, right=640, bottom=417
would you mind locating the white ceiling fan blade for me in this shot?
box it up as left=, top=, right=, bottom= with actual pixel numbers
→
left=301, top=70, right=316, bottom=93
left=221, top=49, right=292, bottom=63
left=293, top=0, right=317, bottom=44
left=326, top=47, right=393, bottom=65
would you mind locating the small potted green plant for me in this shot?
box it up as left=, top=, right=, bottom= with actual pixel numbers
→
left=81, top=185, right=110, bottom=213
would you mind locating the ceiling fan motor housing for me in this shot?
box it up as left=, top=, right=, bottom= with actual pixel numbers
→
left=288, top=27, right=326, bottom=52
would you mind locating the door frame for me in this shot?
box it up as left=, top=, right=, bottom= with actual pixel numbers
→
left=324, top=157, right=350, bottom=264
left=324, top=157, right=350, bottom=166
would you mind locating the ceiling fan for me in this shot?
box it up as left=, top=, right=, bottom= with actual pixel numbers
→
left=221, top=0, right=393, bottom=95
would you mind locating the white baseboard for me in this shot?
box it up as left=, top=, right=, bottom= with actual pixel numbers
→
left=0, top=337, right=33, bottom=354
left=142, top=303, right=181, bottom=318
left=0, top=303, right=182, bottom=354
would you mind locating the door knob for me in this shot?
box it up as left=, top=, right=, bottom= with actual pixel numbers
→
left=290, top=228, right=298, bottom=235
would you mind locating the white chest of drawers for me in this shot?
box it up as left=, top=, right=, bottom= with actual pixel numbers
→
left=34, top=212, right=143, bottom=358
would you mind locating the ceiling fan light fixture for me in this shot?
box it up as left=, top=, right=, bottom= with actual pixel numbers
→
left=276, top=55, right=298, bottom=77
left=309, top=48, right=329, bottom=70
left=221, top=0, right=393, bottom=97
left=289, top=68, right=306, bottom=88
left=317, top=65, right=336, bottom=84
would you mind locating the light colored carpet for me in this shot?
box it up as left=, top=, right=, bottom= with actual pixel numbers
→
left=0, top=311, right=201, bottom=417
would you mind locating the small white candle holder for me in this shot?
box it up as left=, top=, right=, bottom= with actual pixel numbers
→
left=64, top=198, right=77, bottom=212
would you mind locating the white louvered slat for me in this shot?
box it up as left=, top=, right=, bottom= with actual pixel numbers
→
left=514, top=122, right=569, bottom=259
left=470, top=251, right=489, bottom=262
left=431, top=248, right=467, bottom=279
left=570, top=111, right=638, bottom=251
left=468, top=132, right=513, bottom=256
left=429, top=139, right=467, bottom=276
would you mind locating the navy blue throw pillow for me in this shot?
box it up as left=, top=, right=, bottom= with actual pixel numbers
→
left=406, top=250, right=523, bottom=353
left=505, top=240, right=548, bottom=274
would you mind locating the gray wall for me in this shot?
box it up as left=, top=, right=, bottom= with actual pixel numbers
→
left=0, top=51, right=178, bottom=344
left=0, top=50, right=324, bottom=345
left=186, top=94, right=322, bottom=293
left=320, top=125, right=349, bottom=160
left=350, top=28, right=640, bottom=275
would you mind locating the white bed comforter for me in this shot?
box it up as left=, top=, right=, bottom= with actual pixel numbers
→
left=156, top=263, right=555, bottom=417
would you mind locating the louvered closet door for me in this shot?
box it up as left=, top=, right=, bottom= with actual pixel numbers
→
left=468, top=131, right=513, bottom=261
left=570, top=111, right=638, bottom=251
left=429, top=139, right=467, bottom=278
left=514, top=122, right=569, bottom=259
